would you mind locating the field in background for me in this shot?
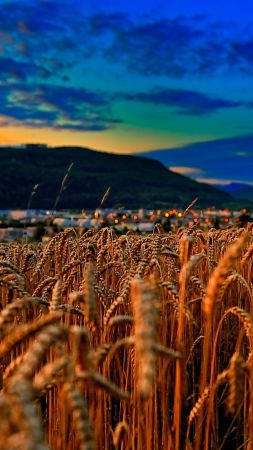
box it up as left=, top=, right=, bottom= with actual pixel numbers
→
left=0, top=225, right=253, bottom=449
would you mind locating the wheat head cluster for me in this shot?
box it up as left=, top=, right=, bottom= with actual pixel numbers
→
left=1, top=224, right=253, bottom=449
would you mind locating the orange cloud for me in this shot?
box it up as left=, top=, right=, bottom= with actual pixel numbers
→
left=169, top=166, right=203, bottom=175
left=196, top=177, right=233, bottom=185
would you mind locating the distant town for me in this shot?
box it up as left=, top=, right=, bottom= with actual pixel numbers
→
left=0, top=207, right=251, bottom=242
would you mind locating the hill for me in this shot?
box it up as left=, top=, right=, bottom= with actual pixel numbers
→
left=0, top=145, right=236, bottom=210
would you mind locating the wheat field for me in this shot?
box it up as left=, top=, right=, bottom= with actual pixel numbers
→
left=0, top=224, right=253, bottom=450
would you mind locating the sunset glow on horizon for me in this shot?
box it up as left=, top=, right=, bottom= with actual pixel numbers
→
left=0, top=122, right=201, bottom=154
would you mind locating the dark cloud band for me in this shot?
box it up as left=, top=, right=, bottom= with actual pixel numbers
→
left=120, top=88, right=243, bottom=115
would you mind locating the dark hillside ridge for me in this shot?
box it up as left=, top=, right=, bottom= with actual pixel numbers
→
left=0, top=145, right=235, bottom=209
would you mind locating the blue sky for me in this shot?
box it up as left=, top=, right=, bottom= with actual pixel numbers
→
left=0, top=0, right=253, bottom=183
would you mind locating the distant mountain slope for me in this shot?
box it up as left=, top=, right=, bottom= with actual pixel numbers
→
left=214, top=182, right=253, bottom=206
left=214, top=182, right=251, bottom=193
left=231, top=186, right=253, bottom=201
left=136, top=135, right=253, bottom=184
left=0, top=145, right=235, bottom=209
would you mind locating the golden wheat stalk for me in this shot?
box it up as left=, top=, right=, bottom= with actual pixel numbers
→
left=131, top=275, right=159, bottom=400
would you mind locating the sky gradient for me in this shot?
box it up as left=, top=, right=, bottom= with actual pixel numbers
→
left=0, top=0, right=253, bottom=182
